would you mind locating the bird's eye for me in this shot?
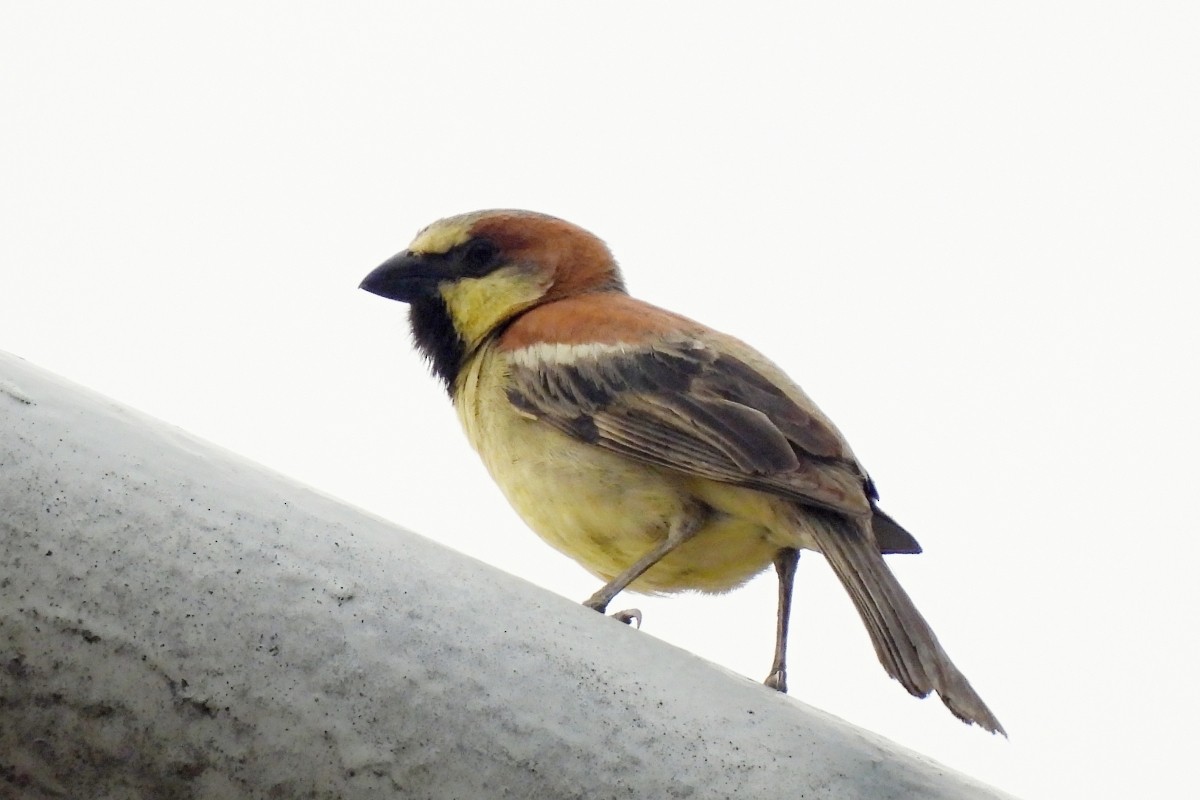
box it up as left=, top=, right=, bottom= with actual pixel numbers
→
left=462, top=239, right=498, bottom=273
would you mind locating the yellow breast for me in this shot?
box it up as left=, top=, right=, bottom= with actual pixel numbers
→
left=453, top=344, right=784, bottom=594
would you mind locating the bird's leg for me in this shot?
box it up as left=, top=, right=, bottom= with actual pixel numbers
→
left=764, top=547, right=800, bottom=692
left=583, top=517, right=701, bottom=627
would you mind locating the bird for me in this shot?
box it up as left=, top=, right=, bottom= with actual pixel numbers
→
left=360, top=209, right=1004, bottom=734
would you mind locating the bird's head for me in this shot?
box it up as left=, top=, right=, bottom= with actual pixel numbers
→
left=361, top=209, right=625, bottom=391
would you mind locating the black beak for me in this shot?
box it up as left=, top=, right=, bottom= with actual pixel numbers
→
left=359, top=251, right=442, bottom=303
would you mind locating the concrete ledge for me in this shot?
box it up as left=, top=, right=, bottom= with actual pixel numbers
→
left=0, top=351, right=1012, bottom=799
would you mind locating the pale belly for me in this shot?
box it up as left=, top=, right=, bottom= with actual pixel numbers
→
left=455, top=350, right=789, bottom=594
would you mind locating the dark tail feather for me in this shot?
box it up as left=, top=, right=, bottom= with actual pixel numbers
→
left=870, top=504, right=923, bottom=554
left=815, top=524, right=1006, bottom=735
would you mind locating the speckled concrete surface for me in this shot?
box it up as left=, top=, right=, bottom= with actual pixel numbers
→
left=0, top=351, right=1014, bottom=799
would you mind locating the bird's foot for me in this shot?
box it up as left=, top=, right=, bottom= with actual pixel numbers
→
left=583, top=597, right=643, bottom=628
left=611, top=608, right=642, bottom=627
left=763, top=669, right=787, bottom=694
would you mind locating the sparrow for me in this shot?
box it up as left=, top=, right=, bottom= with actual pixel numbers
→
left=360, top=209, right=1004, bottom=734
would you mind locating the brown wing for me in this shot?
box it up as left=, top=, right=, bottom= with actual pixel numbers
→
left=505, top=335, right=892, bottom=525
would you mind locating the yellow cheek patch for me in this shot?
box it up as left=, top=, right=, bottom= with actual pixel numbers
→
left=408, top=218, right=474, bottom=255
left=439, top=266, right=552, bottom=348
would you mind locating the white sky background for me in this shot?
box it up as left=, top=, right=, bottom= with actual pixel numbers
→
left=2, top=3, right=1197, bottom=797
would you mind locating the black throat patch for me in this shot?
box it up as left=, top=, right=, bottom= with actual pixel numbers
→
left=408, top=296, right=465, bottom=395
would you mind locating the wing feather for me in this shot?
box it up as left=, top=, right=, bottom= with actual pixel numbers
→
left=505, top=335, right=874, bottom=517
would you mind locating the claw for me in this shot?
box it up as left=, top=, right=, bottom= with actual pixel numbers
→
left=763, top=669, right=787, bottom=693
left=612, top=608, right=642, bottom=628
left=583, top=598, right=643, bottom=628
